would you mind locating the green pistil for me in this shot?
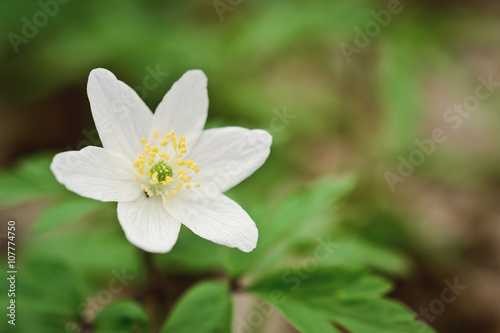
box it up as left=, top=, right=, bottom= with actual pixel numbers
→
left=149, top=161, right=172, bottom=182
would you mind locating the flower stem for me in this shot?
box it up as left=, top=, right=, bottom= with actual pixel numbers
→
left=141, top=250, right=167, bottom=333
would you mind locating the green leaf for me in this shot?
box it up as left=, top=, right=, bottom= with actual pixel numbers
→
left=34, top=196, right=103, bottom=233
left=161, top=281, right=232, bottom=333
left=11, top=258, right=89, bottom=322
left=328, top=299, right=431, bottom=333
left=223, top=175, right=357, bottom=277
left=261, top=175, right=356, bottom=250
left=25, top=204, right=141, bottom=280
left=250, top=266, right=434, bottom=333
left=301, top=229, right=410, bottom=276
left=94, top=301, right=149, bottom=333
left=277, top=299, right=342, bottom=333
left=250, top=266, right=391, bottom=301
left=0, top=153, right=64, bottom=206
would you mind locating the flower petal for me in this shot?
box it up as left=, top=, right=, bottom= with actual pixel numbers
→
left=188, top=127, right=272, bottom=193
left=117, top=195, right=181, bottom=253
left=50, top=146, right=142, bottom=202
left=167, top=192, right=258, bottom=252
left=87, top=68, right=153, bottom=161
left=150, top=70, right=208, bottom=148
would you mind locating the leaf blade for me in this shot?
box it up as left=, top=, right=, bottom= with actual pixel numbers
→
left=161, top=281, right=232, bottom=333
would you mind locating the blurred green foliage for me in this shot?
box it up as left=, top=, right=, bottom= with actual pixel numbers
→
left=0, top=154, right=429, bottom=332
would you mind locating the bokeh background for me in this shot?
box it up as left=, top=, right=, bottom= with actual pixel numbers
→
left=1, top=0, right=500, bottom=332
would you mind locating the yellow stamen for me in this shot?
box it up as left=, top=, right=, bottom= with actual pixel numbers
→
left=134, top=133, right=201, bottom=200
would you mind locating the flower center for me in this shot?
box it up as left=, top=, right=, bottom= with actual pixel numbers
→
left=132, top=131, right=200, bottom=204
left=149, top=161, right=172, bottom=182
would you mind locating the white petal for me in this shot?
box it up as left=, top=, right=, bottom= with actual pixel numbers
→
left=50, top=146, right=142, bottom=202
left=188, top=127, right=272, bottom=193
left=117, top=195, right=181, bottom=253
left=167, top=192, right=258, bottom=252
left=150, top=70, right=208, bottom=148
left=87, top=68, right=153, bottom=161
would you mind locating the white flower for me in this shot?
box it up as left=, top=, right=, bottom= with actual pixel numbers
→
left=51, top=68, right=272, bottom=253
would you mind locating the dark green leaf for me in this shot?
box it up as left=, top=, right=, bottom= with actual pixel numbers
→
left=161, top=281, right=232, bottom=333
left=250, top=266, right=434, bottom=333
left=94, top=301, right=149, bottom=333
left=277, top=299, right=342, bottom=333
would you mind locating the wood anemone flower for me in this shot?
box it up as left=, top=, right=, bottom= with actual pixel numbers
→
left=51, top=68, right=272, bottom=253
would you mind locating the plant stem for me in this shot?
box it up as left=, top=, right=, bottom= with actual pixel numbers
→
left=141, top=250, right=167, bottom=333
